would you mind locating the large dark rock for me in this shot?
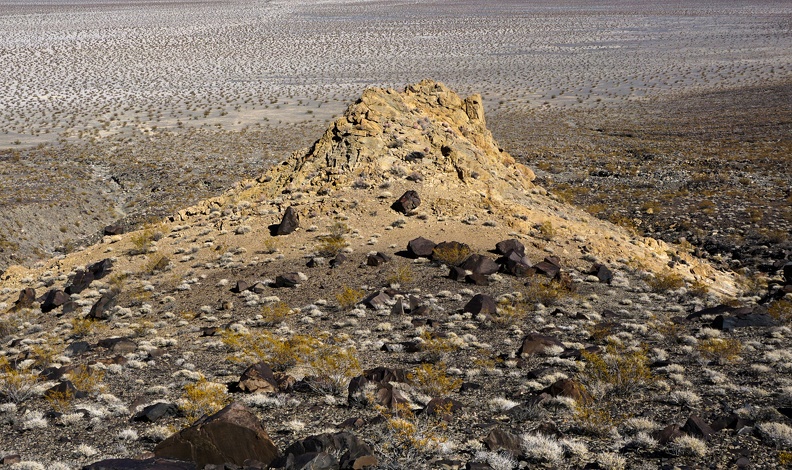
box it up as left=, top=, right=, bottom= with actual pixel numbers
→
left=591, top=264, right=613, bottom=284
left=517, top=333, right=564, bottom=357
left=276, top=206, right=300, bottom=236
left=275, top=273, right=301, bottom=288
left=361, top=291, right=390, bottom=309
left=448, top=266, right=467, bottom=281
left=40, top=289, right=70, bottom=314
left=533, top=257, right=561, bottom=279
left=133, top=403, right=180, bottom=423
left=543, top=379, right=592, bottom=404
left=65, top=341, right=92, bottom=356
left=463, top=294, right=497, bottom=316
left=103, top=224, right=125, bottom=236
left=495, top=239, right=525, bottom=257
left=276, top=432, right=374, bottom=470
left=712, top=312, right=775, bottom=331
left=153, top=402, right=280, bottom=467
left=407, top=237, right=436, bottom=258
left=501, top=251, right=533, bottom=277
left=238, top=362, right=279, bottom=394
left=682, top=414, right=715, bottom=439
left=460, top=254, right=500, bottom=275
left=66, top=270, right=95, bottom=295
left=483, top=428, right=523, bottom=457
left=366, top=252, right=391, bottom=267
left=83, top=458, right=196, bottom=470
left=97, top=337, right=137, bottom=354
left=465, top=273, right=490, bottom=286
left=654, top=424, right=684, bottom=445
left=10, top=287, right=36, bottom=312
left=88, top=258, right=114, bottom=279
left=88, top=292, right=118, bottom=320
left=392, top=190, right=421, bottom=213
left=784, top=262, right=792, bottom=284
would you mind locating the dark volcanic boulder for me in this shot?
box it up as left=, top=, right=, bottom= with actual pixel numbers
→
left=103, top=224, right=125, bottom=236
left=88, top=258, right=114, bottom=279
left=591, top=263, right=613, bottom=284
left=133, top=403, right=180, bottom=423
left=460, top=254, right=500, bottom=275
left=483, top=428, right=523, bottom=458
left=517, top=333, right=564, bottom=357
left=40, top=289, right=70, bottom=313
left=83, top=458, right=196, bottom=470
left=407, top=237, right=436, bottom=258
left=366, top=252, right=391, bottom=266
left=88, top=292, right=118, bottom=320
left=463, top=294, right=496, bottom=316
left=392, top=190, right=421, bottom=213
left=712, top=312, right=775, bottom=331
left=153, top=402, right=280, bottom=467
left=501, top=251, right=533, bottom=277
left=10, top=287, right=36, bottom=311
left=275, top=273, right=301, bottom=288
left=237, top=362, right=279, bottom=394
left=66, top=269, right=95, bottom=295
left=276, top=206, right=300, bottom=235
left=275, top=432, right=375, bottom=470
left=495, top=239, right=525, bottom=257
left=534, top=257, right=561, bottom=279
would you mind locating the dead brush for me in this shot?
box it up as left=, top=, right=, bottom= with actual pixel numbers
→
left=315, top=221, right=349, bottom=257
left=373, top=402, right=450, bottom=466
left=0, top=356, right=41, bottom=403
left=308, top=345, right=362, bottom=396
left=697, top=338, right=742, bottom=363
left=68, top=364, right=105, bottom=394
left=179, top=378, right=230, bottom=422
left=221, top=329, right=321, bottom=371
left=407, top=362, right=462, bottom=397
left=259, top=301, right=293, bottom=325
left=431, top=243, right=471, bottom=267
left=645, top=270, right=684, bottom=293
left=579, top=343, right=654, bottom=397
left=768, top=299, right=792, bottom=323
left=336, top=285, right=365, bottom=310
left=521, top=276, right=575, bottom=309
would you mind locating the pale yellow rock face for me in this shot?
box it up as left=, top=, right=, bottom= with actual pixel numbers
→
left=0, top=80, right=737, bottom=299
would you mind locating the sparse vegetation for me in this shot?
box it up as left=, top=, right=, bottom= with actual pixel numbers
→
left=645, top=270, right=684, bottom=293
left=408, top=362, right=462, bottom=397
left=179, top=379, right=231, bottom=422
left=336, top=285, right=365, bottom=310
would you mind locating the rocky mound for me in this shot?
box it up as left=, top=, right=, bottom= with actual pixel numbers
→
left=3, top=82, right=787, bottom=470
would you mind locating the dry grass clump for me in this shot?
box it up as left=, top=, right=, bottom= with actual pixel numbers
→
left=431, top=243, right=472, bottom=266
left=179, top=378, right=230, bottom=422
left=522, top=277, right=575, bottom=308
left=537, top=220, right=556, bottom=240
left=68, top=364, right=105, bottom=394
left=374, top=403, right=450, bottom=466
left=315, top=221, right=349, bottom=257
left=70, top=317, right=97, bottom=338
left=222, top=330, right=321, bottom=371
left=260, top=301, right=293, bottom=324
left=697, top=337, right=742, bottom=363
left=768, top=299, right=792, bottom=323
left=129, top=222, right=168, bottom=255
left=336, top=285, right=365, bottom=310
left=0, top=356, right=41, bottom=403
left=308, top=345, right=361, bottom=395
left=579, top=343, right=654, bottom=396
left=645, top=270, right=684, bottom=293
left=408, top=362, right=462, bottom=397
left=386, top=265, right=414, bottom=286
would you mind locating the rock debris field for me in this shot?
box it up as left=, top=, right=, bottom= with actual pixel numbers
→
left=0, top=81, right=790, bottom=470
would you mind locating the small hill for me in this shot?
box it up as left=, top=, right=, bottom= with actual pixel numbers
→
left=1, top=82, right=788, bottom=470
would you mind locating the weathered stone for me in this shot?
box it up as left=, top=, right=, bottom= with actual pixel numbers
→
left=407, top=237, right=436, bottom=258
left=1, top=455, right=21, bottom=465
left=63, top=341, right=91, bottom=356
left=517, top=333, right=564, bottom=357
left=10, top=287, right=36, bottom=312
left=277, top=432, right=374, bottom=470
left=231, top=279, right=250, bottom=294
left=133, top=403, right=180, bottom=423
left=275, top=273, right=301, bottom=288
left=238, top=362, right=278, bottom=394
left=330, top=254, right=347, bottom=268
left=784, top=262, right=792, bottom=284
left=248, top=282, right=267, bottom=294
left=543, top=379, right=592, bottom=404
left=40, top=289, right=70, bottom=313
left=361, top=291, right=390, bottom=309
left=533, top=258, right=561, bottom=279
left=88, top=292, right=118, bottom=320
left=591, top=264, right=613, bottom=284
left=654, top=424, right=684, bottom=445
left=276, top=206, right=300, bottom=235
left=374, top=383, right=408, bottom=409
left=463, top=294, right=496, bottom=316
left=103, top=224, right=125, bottom=236
left=712, top=312, right=775, bottom=330
left=502, top=251, right=533, bottom=277
left=393, top=190, right=421, bottom=213
left=687, top=304, right=743, bottom=320
left=465, top=273, right=489, bottom=286
left=364, top=367, right=409, bottom=383
left=82, top=458, right=196, bottom=470
left=495, top=239, right=525, bottom=257
left=682, top=414, right=714, bottom=439
left=448, top=266, right=467, bottom=281
left=366, top=252, right=391, bottom=266
left=425, top=397, right=462, bottom=421
left=153, top=402, right=280, bottom=467
left=88, top=258, right=114, bottom=279
left=482, top=428, right=523, bottom=458
left=390, top=301, right=404, bottom=316
left=460, top=254, right=499, bottom=275
left=97, top=337, right=137, bottom=354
